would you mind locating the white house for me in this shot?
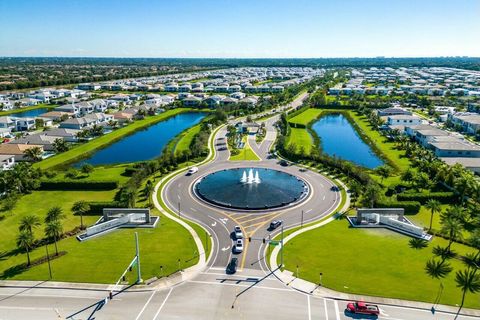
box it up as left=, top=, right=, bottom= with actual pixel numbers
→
left=0, top=154, right=15, bottom=171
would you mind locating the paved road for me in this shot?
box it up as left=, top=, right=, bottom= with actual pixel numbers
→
left=1, top=92, right=477, bottom=319
left=1, top=269, right=477, bottom=320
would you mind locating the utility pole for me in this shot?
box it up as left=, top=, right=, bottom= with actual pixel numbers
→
left=280, top=225, right=284, bottom=268
left=135, top=232, right=141, bottom=284
left=45, top=244, right=52, bottom=279
left=301, top=210, right=304, bottom=228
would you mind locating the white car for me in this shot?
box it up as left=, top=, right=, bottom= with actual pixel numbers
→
left=234, top=239, right=244, bottom=253
left=235, top=230, right=243, bottom=239
left=187, top=167, right=198, bottom=175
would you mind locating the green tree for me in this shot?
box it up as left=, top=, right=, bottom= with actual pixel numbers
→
left=45, top=206, right=65, bottom=224
left=19, top=215, right=41, bottom=236
left=45, top=219, right=63, bottom=256
left=72, top=201, right=90, bottom=230
left=144, top=180, right=155, bottom=207
left=425, top=199, right=441, bottom=231
left=362, top=183, right=382, bottom=208
left=440, top=215, right=464, bottom=252
left=80, top=163, right=94, bottom=175
left=53, top=138, right=69, bottom=153
left=375, top=165, right=392, bottom=184
left=16, top=230, right=34, bottom=266
left=23, top=146, right=43, bottom=162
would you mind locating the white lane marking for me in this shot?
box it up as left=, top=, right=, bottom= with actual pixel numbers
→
left=221, top=246, right=230, bottom=252
left=153, top=288, right=173, bottom=320
left=189, top=280, right=291, bottom=292
left=219, top=218, right=228, bottom=224
left=334, top=300, right=340, bottom=320
left=307, top=295, right=311, bottom=320
left=135, top=290, right=156, bottom=320
left=211, top=221, right=217, bottom=227
left=322, top=195, right=326, bottom=200
left=305, top=209, right=313, bottom=213
left=323, top=298, right=328, bottom=319
left=190, top=207, right=197, bottom=212
left=0, top=306, right=54, bottom=311
left=0, top=293, right=105, bottom=300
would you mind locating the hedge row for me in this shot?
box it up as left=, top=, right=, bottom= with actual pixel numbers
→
left=39, top=180, right=119, bottom=190
left=376, top=200, right=421, bottom=214
left=397, top=192, right=457, bottom=204
left=84, top=201, right=125, bottom=214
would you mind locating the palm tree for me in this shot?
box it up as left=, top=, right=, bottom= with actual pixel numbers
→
left=454, top=269, right=480, bottom=319
left=23, top=146, right=43, bottom=162
left=53, top=138, right=69, bottom=153
left=19, top=215, right=41, bottom=236
left=144, top=180, right=155, bottom=207
left=440, top=215, right=464, bottom=252
left=425, top=199, right=441, bottom=231
left=72, top=201, right=90, bottom=229
left=375, top=165, right=392, bottom=184
left=16, top=230, right=34, bottom=266
left=45, top=206, right=65, bottom=224
left=45, top=220, right=63, bottom=256
left=454, top=173, right=474, bottom=204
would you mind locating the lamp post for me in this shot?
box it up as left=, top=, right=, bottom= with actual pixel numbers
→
left=178, top=201, right=181, bottom=218
left=319, top=272, right=323, bottom=287
left=301, top=210, right=304, bottom=228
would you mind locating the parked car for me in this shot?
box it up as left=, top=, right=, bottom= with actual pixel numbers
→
left=226, top=257, right=238, bottom=274
left=269, top=220, right=283, bottom=230
left=234, top=239, right=244, bottom=253
left=279, top=160, right=288, bottom=166
left=234, top=226, right=243, bottom=239
left=346, top=301, right=379, bottom=316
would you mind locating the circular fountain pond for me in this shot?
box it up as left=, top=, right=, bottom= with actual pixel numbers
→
left=194, top=168, right=309, bottom=210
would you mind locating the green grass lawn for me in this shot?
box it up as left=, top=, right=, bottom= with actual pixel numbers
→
left=49, top=165, right=131, bottom=185
left=229, top=137, right=260, bottom=161
left=3, top=212, right=199, bottom=283
left=0, top=103, right=56, bottom=116
left=288, top=108, right=323, bottom=126
left=174, top=124, right=202, bottom=155
left=347, top=111, right=411, bottom=172
left=282, top=219, right=480, bottom=309
left=34, top=108, right=195, bottom=170
left=287, top=127, right=313, bottom=154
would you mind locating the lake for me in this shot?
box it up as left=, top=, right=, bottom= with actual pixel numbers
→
left=75, top=112, right=206, bottom=166
left=9, top=107, right=51, bottom=118
left=311, top=113, right=384, bottom=169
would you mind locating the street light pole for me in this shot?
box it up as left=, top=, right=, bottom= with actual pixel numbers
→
left=178, top=201, right=181, bottom=218
left=45, top=244, right=52, bottom=279
left=320, top=272, right=323, bottom=287
left=135, top=232, right=141, bottom=284
left=301, top=210, right=304, bottom=228
left=280, top=225, right=284, bottom=268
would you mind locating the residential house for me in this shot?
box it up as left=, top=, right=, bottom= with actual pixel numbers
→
left=0, top=155, right=15, bottom=170
left=59, top=113, right=113, bottom=130
left=387, top=115, right=423, bottom=126
left=42, top=128, right=81, bottom=142
left=15, top=117, right=36, bottom=131
left=11, top=134, right=59, bottom=151
left=0, top=116, right=16, bottom=130
left=376, top=107, right=412, bottom=117
left=183, top=96, right=203, bottom=107
left=38, top=111, right=71, bottom=122
left=0, top=144, right=44, bottom=161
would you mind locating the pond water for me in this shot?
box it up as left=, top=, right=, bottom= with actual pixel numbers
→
left=75, top=112, right=206, bottom=166
left=9, top=107, right=51, bottom=118
left=311, top=114, right=384, bottom=169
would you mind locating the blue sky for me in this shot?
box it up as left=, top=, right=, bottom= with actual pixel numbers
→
left=1, top=0, right=479, bottom=58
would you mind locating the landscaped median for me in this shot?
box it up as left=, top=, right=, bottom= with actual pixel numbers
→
left=34, top=108, right=201, bottom=170
left=229, top=136, right=260, bottom=161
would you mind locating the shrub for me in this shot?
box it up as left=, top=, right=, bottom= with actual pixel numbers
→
left=65, top=168, right=79, bottom=179
left=84, top=201, right=125, bottom=214
left=39, top=180, right=119, bottom=190
left=396, top=192, right=456, bottom=204
left=376, top=200, right=421, bottom=214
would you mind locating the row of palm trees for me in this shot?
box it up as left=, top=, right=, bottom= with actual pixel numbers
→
left=16, top=207, right=65, bottom=266
left=16, top=201, right=91, bottom=267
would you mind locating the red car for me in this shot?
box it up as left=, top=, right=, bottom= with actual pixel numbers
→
left=346, top=301, right=380, bottom=316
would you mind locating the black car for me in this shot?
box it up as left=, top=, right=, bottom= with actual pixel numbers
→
left=269, top=220, right=283, bottom=230
left=226, top=257, right=238, bottom=274
left=279, top=160, right=288, bottom=166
